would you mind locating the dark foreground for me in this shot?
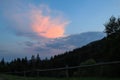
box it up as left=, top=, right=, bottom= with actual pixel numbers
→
left=0, top=74, right=120, bottom=80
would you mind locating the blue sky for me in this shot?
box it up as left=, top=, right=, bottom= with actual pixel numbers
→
left=30, top=0, right=120, bottom=34
left=0, top=0, right=120, bottom=60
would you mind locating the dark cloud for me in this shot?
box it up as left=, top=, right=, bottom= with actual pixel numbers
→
left=24, top=41, right=34, bottom=47
left=34, top=47, right=49, bottom=52
left=46, top=43, right=68, bottom=49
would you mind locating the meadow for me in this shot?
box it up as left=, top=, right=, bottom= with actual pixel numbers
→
left=0, top=74, right=120, bottom=80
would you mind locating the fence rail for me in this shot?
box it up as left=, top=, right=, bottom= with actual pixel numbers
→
left=5, top=61, right=120, bottom=77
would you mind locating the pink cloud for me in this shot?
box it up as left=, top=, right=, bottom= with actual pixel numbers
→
left=3, top=3, right=69, bottom=39
left=30, top=5, right=69, bottom=38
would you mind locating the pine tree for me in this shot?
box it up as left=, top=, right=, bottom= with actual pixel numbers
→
left=36, top=54, right=41, bottom=69
left=30, top=55, right=36, bottom=70
left=104, top=16, right=120, bottom=36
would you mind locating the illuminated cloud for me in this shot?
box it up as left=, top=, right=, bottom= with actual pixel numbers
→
left=3, top=3, right=69, bottom=39
left=30, top=5, right=69, bottom=38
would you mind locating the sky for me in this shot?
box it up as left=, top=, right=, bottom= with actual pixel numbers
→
left=0, top=0, right=120, bottom=61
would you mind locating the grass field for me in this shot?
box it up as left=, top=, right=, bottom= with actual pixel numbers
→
left=0, top=74, right=120, bottom=80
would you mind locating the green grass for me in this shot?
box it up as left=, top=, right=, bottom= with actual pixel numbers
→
left=0, top=74, right=120, bottom=80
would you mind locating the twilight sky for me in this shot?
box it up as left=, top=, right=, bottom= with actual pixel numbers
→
left=0, top=0, right=120, bottom=60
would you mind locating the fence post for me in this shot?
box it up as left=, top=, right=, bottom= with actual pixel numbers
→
left=100, top=65, right=103, bottom=76
left=37, top=71, right=39, bottom=77
left=65, top=65, right=69, bottom=78
left=24, top=71, right=26, bottom=77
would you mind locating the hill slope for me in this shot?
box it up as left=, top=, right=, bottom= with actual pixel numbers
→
left=52, top=34, right=120, bottom=66
left=43, top=32, right=105, bottom=56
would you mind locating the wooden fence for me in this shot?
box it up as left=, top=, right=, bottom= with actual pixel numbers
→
left=5, top=61, right=120, bottom=77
